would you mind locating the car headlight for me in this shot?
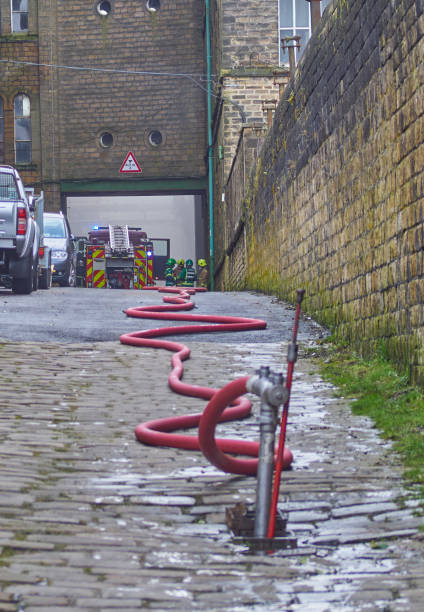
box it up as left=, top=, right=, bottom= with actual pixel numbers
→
left=52, top=250, right=68, bottom=260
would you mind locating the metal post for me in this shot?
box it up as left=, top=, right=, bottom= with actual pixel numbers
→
left=306, top=0, right=322, bottom=33
left=205, top=0, right=214, bottom=291
left=246, top=368, right=288, bottom=539
left=281, top=36, right=301, bottom=78
left=262, top=100, right=277, bottom=130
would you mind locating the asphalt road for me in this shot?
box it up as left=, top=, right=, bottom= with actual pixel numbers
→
left=0, top=286, right=327, bottom=344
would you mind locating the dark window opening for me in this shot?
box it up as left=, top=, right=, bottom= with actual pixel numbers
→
left=97, top=1, right=112, bottom=16
left=148, top=130, right=163, bottom=147
left=12, top=0, right=28, bottom=32
left=147, top=0, right=160, bottom=12
left=100, top=132, right=114, bottom=148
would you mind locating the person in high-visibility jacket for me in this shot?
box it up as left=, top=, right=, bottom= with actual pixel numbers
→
left=174, top=259, right=185, bottom=285
left=180, top=259, right=197, bottom=287
left=197, top=259, right=208, bottom=288
left=165, top=258, right=176, bottom=286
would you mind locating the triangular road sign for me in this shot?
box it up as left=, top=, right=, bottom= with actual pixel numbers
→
left=119, top=152, right=142, bottom=173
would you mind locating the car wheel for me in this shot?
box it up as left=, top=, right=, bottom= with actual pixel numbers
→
left=12, top=253, right=33, bottom=295
left=39, top=257, right=52, bottom=290
left=63, top=262, right=76, bottom=287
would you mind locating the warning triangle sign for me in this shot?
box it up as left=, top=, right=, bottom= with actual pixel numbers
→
left=119, top=152, right=142, bottom=173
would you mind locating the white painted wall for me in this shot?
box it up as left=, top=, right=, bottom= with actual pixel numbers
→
left=66, top=195, right=196, bottom=261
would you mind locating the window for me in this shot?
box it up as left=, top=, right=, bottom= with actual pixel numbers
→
left=14, top=94, right=32, bottom=164
left=148, top=130, right=163, bottom=147
left=0, top=99, right=4, bottom=163
left=43, top=216, right=66, bottom=239
left=100, top=132, right=113, bottom=147
left=0, top=173, right=19, bottom=201
left=11, top=0, right=28, bottom=33
left=279, top=0, right=331, bottom=65
left=147, top=0, right=160, bottom=12
left=96, top=1, right=112, bottom=16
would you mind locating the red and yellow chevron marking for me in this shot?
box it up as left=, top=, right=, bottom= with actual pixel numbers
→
left=93, top=269, right=106, bottom=288
left=147, top=258, right=153, bottom=285
left=86, top=261, right=93, bottom=286
left=134, top=248, right=146, bottom=268
left=134, top=248, right=146, bottom=289
left=92, top=247, right=105, bottom=260
left=137, top=263, right=147, bottom=288
left=86, top=248, right=93, bottom=287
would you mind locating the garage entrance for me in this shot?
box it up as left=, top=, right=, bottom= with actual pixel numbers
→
left=65, top=194, right=207, bottom=280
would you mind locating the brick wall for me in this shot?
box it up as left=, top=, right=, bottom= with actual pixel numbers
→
left=0, top=0, right=41, bottom=188
left=38, top=1, right=206, bottom=194
left=216, top=0, right=424, bottom=384
left=219, top=73, right=283, bottom=179
left=220, top=0, right=279, bottom=68
left=211, top=0, right=289, bottom=265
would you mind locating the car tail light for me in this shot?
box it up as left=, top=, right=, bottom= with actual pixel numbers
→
left=38, top=246, right=45, bottom=257
left=17, top=206, right=27, bottom=235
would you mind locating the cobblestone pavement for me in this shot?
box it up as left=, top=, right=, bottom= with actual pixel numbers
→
left=0, top=291, right=423, bottom=611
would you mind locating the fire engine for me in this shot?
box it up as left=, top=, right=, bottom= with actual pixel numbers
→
left=77, top=224, right=154, bottom=289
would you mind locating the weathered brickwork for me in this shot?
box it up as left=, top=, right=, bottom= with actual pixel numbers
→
left=1, top=1, right=207, bottom=209
left=215, top=123, right=265, bottom=283
left=219, top=73, right=284, bottom=179
left=39, top=0, right=206, bottom=202
left=216, top=0, right=424, bottom=384
left=0, top=0, right=41, bottom=188
left=219, top=0, right=279, bottom=68
left=211, top=0, right=289, bottom=246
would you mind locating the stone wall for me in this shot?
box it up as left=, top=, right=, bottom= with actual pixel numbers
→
left=210, top=0, right=289, bottom=278
left=216, top=0, right=424, bottom=383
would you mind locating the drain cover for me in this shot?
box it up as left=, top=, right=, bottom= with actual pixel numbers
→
left=226, top=503, right=297, bottom=551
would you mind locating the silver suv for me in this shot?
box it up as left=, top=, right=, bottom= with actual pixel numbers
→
left=43, top=212, right=76, bottom=287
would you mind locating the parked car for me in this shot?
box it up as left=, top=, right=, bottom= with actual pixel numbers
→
left=0, top=165, right=40, bottom=294
left=43, top=212, right=76, bottom=287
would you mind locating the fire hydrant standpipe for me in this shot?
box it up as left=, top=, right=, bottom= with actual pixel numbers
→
left=120, top=287, right=293, bottom=476
left=246, top=368, right=289, bottom=538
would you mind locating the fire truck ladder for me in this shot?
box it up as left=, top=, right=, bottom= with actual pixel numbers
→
left=109, top=224, right=130, bottom=253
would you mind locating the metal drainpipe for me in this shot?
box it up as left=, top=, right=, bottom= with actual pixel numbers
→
left=306, top=0, right=322, bottom=33
left=205, top=0, right=214, bottom=291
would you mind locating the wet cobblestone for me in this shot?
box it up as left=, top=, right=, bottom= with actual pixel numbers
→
left=0, top=291, right=423, bottom=611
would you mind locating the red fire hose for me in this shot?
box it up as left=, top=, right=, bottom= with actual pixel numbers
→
left=120, top=287, right=293, bottom=475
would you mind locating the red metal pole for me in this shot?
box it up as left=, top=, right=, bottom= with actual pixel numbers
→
left=267, top=289, right=305, bottom=539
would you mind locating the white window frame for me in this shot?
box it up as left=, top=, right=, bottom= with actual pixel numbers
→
left=11, top=0, right=28, bottom=33
left=14, top=94, right=32, bottom=164
left=279, top=0, right=331, bottom=65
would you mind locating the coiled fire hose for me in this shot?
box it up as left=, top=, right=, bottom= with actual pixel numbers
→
left=120, top=287, right=293, bottom=476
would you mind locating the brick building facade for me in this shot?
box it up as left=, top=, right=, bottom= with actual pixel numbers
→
left=0, top=0, right=327, bottom=251
left=0, top=0, right=207, bottom=209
